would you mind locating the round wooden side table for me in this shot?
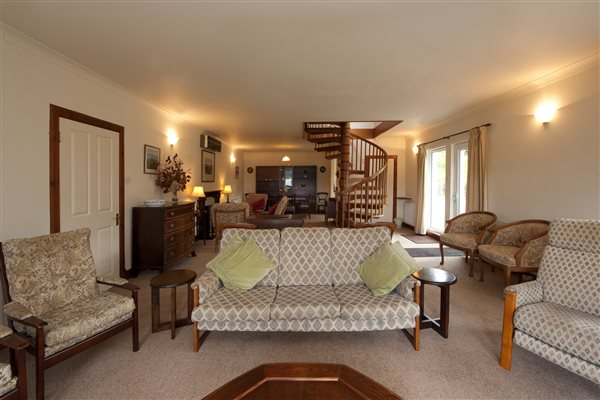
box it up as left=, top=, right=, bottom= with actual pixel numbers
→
left=411, top=268, right=457, bottom=338
left=150, top=269, right=197, bottom=339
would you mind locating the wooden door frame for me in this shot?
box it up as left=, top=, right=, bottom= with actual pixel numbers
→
left=49, top=104, right=127, bottom=278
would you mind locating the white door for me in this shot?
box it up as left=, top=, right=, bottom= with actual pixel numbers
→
left=59, top=118, right=120, bottom=279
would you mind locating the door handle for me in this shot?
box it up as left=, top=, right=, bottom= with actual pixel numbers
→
left=115, top=213, right=120, bottom=226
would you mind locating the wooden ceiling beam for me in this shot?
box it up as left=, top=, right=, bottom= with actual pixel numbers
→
left=373, top=121, right=402, bottom=137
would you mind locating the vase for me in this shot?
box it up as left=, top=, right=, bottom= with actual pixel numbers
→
left=171, top=190, right=179, bottom=204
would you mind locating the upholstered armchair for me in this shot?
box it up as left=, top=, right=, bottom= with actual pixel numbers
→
left=212, top=203, right=251, bottom=250
left=478, top=220, right=549, bottom=285
left=0, top=228, right=139, bottom=400
left=245, top=193, right=268, bottom=213
left=439, top=211, right=497, bottom=277
left=500, top=218, right=600, bottom=385
left=0, top=325, right=27, bottom=400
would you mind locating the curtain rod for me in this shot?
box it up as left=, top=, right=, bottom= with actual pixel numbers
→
left=418, top=123, right=491, bottom=148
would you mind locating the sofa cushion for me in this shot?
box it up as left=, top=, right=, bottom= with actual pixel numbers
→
left=192, top=286, right=276, bottom=322
left=335, top=284, right=420, bottom=321
left=440, top=232, right=477, bottom=250
left=220, top=228, right=280, bottom=287
left=357, top=243, right=416, bottom=296
left=278, top=228, right=331, bottom=286
left=0, top=363, right=16, bottom=397
left=271, top=286, right=340, bottom=320
left=15, top=291, right=134, bottom=348
left=514, top=302, right=600, bottom=365
left=1, top=228, right=99, bottom=316
left=478, top=244, right=519, bottom=267
left=331, top=227, right=391, bottom=285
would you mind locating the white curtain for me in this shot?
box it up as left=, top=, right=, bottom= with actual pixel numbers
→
left=466, top=125, right=488, bottom=211
left=415, top=146, right=428, bottom=234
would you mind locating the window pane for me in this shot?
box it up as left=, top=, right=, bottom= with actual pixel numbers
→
left=458, top=149, right=468, bottom=214
left=429, top=149, right=446, bottom=232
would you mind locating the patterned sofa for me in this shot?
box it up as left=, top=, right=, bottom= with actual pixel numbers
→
left=500, top=219, right=600, bottom=384
left=191, top=227, right=421, bottom=351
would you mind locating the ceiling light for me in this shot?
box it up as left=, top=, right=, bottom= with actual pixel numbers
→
left=281, top=156, right=291, bottom=162
left=534, top=103, right=557, bottom=124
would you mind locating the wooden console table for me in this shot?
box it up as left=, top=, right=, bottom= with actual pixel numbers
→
left=202, top=363, right=402, bottom=399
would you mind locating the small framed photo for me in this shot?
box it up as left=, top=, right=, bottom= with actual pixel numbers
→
left=202, top=150, right=215, bottom=182
left=144, top=145, right=161, bottom=174
left=235, top=166, right=240, bottom=180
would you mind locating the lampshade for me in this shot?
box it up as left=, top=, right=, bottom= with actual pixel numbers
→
left=281, top=155, right=291, bottom=162
left=191, top=186, right=205, bottom=197
left=223, top=185, right=233, bottom=194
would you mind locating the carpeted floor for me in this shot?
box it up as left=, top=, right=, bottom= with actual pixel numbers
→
left=20, top=220, right=599, bottom=399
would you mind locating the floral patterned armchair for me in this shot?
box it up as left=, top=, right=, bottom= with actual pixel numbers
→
left=0, top=229, right=139, bottom=399
left=478, top=220, right=549, bottom=285
left=500, top=218, right=600, bottom=385
left=439, top=211, right=497, bottom=277
left=0, top=325, right=27, bottom=400
left=212, top=203, right=251, bottom=250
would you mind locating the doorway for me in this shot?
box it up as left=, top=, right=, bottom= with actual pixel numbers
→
left=49, top=105, right=126, bottom=278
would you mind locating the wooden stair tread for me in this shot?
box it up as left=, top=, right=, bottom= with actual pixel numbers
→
left=308, top=137, right=342, bottom=144
left=315, top=145, right=342, bottom=152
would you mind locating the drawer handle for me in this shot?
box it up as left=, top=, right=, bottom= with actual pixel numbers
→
left=170, top=223, right=175, bottom=228
left=170, top=251, right=175, bottom=256
left=170, top=236, right=175, bottom=242
left=170, top=211, right=175, bottom=216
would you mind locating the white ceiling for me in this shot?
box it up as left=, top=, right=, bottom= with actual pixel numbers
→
left=1, top=1, right=598, bottom=149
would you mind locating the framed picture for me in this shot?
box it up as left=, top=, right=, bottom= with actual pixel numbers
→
left=144, top=145, right=161, bottom=174
left=235, top=166, right=240, bottom=180
left=202, top=150, right=215, bottom=182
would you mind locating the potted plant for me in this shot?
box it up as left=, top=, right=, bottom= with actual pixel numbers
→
left=155, top=154, right=192, bottom=203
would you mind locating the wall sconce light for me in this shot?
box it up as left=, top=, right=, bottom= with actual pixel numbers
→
left=281, top=155, right=291, bottom=162
left=229, top=153, right=236, bottom=164
left=534, top=103, right=557, bottom=124
left=223, top=185, right=232, bottom=203
left=166, top=129, right=179, bottom=147
left=412, top=145, right=419, bottom=154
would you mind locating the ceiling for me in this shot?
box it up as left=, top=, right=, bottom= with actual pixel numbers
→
left=1, top=1, right=598, bottom=150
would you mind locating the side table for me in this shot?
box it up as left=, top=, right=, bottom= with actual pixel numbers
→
left=150, top=269, right=197, bottom=339
left=411, top=268, right=457, bottom=338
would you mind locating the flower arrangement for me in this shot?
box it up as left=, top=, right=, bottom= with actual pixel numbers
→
left=155, top=154, right=192, bottom=203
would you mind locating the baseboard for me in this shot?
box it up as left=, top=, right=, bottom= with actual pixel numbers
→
left=401, top=222, right=414, bottom=230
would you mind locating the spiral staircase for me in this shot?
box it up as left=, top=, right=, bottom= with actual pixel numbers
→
left=303, top=121, right=400, bottom=227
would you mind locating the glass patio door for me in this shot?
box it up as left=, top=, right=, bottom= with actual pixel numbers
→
left=453, top=143, right=468, bottom=216
left=428, top=147, right=447, bottom=232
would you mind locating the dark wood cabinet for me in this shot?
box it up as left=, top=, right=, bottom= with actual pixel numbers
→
left=132, top=202, right=196, bottom=273
left=255, top=166, right=317, bottom=212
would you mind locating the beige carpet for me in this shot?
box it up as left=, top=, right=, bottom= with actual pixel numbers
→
left=23, top=221, right=599, bottom=399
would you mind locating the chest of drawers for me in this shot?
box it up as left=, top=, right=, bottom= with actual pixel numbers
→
left=132, top=202, right=196, bottom=273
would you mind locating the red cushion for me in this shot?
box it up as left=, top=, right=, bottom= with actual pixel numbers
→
left=251, top=198, right=266, bottom=212
left=268, top=203, right=277, bottom=215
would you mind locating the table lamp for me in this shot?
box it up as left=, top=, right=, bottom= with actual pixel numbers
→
left=192, top=186, right=206, bottom=207
left=223, top=185, right=232, bottom=203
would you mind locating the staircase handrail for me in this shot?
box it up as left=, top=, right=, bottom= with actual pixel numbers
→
left=337, top=133, right=387, bottom=196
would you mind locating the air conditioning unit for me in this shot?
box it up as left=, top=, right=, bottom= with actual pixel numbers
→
left=200, top=133, right=221, bottom=152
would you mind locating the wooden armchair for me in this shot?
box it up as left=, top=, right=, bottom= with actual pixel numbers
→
left=439, top=211, right=497, bottom=277
left=0, top=325, right=28, bottom=400
left=478, top=220, right=549, bottom=285
left=0, top=228, right=139, bottom=400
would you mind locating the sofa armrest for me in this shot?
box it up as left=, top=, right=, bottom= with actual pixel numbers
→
left=191, top=270, right=222, bottom=304
left=504, top=280, right=543, bottom=308
left=395, top=276, right=421, bottom=301
left=515, top=234, right=548, bottom=269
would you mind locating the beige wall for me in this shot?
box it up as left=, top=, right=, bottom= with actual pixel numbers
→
left=242, top=151, right=331, bottom=196
left=404, top=63, right=600, bottom=222
left=0, top=26, right=238, bottom=269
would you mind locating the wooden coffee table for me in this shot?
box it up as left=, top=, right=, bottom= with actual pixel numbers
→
left=202, top=363, right=402, bottom=399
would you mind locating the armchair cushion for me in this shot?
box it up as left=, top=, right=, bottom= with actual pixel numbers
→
left=270, top=286, right=340, bottom=320
left=505, top=280, right=543, bottom=308
left=514, top=302, right=600, bottom=366
left=0, top=325, right=11, bottom=339
left=478, top=244, right=520, bottom=267
left=448, top=213, right=496, bottom=234
left=440, top=233, right=478, bottom=250
left=0, top=363, right=17, bottom=396
left=15, top=291, right=134, bottom=355
left=3, top=302, right=33, bottom=321
left=334, top=284, right=420, bottom=321
left=1, top=228, right=99, bottom=316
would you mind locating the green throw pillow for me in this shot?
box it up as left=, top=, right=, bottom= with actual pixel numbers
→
left=207, top=235, right=275, bottom=291
left=357, top=242, right=420, bottom=296
left=390, top=241, right=423, bottom=274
